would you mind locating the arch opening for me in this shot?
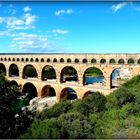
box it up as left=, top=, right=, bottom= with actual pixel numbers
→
left=109, top=59, right=116, bottom=64
left=9, top=80, right=18, bottom=86
left=83, top=67, right=105, bottom=87
left=41, top=85, right=56, bottom=98
left=22, top=65, right=38, bottom=79
left=22, top=82, right=37, bottom=100
left=60, top=58, right=64, bottom=63
left=110, top=68, right=131, bottom=88
left=128, top=58, right=134, bottom=64
left=0, top=63, right=6, bottom=75
left=138, top=59, right=140, bottom=64
left=83, top=58, right=87, bottom=63
left=30, top=58, right=34, bottom=62
left=60, top=66, right=78, bottom=83
left=118, top=59, right=125, bottom=64
left=53, top=58, right=57, bottom=63
left=82, top=91, right=94, bottom=99
left=42, top=65, right=56, bottom=81
left=100, top=59, right=106, bottom=64
left=41, top=58, right=44, bottom=62
left=75, top=58, right=79, bottom=63
left=60, top=87, right=77, bottom=100
left=9, top=64, right=19, bottom=77
left=91, top=58, right=97, bottom=64
left=67, top=58, right=71, bottom=63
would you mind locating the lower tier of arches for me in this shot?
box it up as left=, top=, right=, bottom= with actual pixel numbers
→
left=8, top=78, right=113, bottom=102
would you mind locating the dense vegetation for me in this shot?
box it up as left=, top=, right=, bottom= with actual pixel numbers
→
left=24, top=65, right=37, bottom=77
left=21, top=75, right=140, bottom=139
left=1, top=69, right=140, bottom=138
left=0, top=72, right=33, bottom=138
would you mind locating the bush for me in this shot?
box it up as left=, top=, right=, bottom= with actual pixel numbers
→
left=57, top=112, right=94, bottom=139
left=122, top=75, right=140, bottom=88
left=106, top=87, right=135, bottom=108
left=37, top=100, right=73, bottom=119
left=73, top=92, right=107, bottom=116
left=21, top=118, right=60, bottom=139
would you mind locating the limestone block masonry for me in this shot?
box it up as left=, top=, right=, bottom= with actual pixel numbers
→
left=0, top=53, right=140, bottom=102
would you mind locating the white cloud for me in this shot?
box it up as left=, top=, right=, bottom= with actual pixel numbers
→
left=10, top=33, right=53, bottom=52
left=52, top=29, right=69, bottom=34
left=23, top=6, right=31, bottom=12
left=112, top=2, right=130, bottom=13
left=9, top=32, right=63, bottom=53
left=0, top=30, right=16, bottom=37
left=0, top=12, right=37, bottom=30
left=55, top=9, right=73, bottom=16
left=24, top=13, right=37, bottom=26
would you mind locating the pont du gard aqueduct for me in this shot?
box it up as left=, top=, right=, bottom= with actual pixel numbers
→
left=1, top=53, right=140, bottom=102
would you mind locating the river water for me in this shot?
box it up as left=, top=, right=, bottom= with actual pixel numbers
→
left=85, top=71, right=118, bottom=84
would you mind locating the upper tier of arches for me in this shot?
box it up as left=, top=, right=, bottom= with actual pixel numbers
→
left=0, top=56, right=139, bottom=65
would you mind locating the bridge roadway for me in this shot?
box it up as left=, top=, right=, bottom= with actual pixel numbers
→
left=0, top=53, right=140, bottom=101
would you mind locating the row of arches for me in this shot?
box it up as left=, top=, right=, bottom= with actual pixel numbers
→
left=0, top=63, right=126, bottom=89
left=0, top=57, right=139, bottom=64
left=10, top=81, right=95, bottom=101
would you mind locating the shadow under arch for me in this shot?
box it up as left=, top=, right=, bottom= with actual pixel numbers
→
left=82, top=90, right=94, bottom=99
left=83, top=66, right=105, bottom=86
left=41, top=85, right=56, bottom=97
left=9, top=63, right=19, bottom=77
left=60, top=87, right=77, bottom=101
left=60, top=66, right=78, bottom=83
left=9, top=80, right=18, bottom=86
left=42, top=65, right=56, bottom=81
left=0, top=63, right=6, bottom=75
left=22, top=64, right=38, bottom=79
left=22, top=82, right=37, bottom=100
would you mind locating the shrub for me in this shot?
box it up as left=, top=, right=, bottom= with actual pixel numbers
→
left=37, top=100, right=73, bottom=119
left=73, top=92, right=107, bottom=116
left=106, top=87, right=135, bottom=108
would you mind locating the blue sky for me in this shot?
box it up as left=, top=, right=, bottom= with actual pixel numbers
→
left=0, top=2, right=140, bottom=53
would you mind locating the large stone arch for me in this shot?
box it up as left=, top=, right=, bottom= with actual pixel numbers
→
left=60, top=66, right=78, bottom=83
left=110, top=67, right=131, bottom=88
left=9, top=63, right=19, bottom=77
left=41, top=85, right=56, bottom=97
left=83, top=66, right=105, bottom=86
left=22, top=82, right=37, bottom=99
left=9, top=80, right=18, bottom=86
left=0, top=63, right=6, bottom=75
left=41, top=65, right=56, bottom=81
left=82, top=90, right=95, bottom=99
left=60, top=87, right=77, bottom=101
left=22, top=64, right=38, bottom=79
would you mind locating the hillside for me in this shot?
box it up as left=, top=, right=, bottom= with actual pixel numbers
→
left=20, top=75, right=140, bottom=139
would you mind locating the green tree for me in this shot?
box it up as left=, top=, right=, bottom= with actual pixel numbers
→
left=73, top=92, right=107, bottom=116
left=21, top=118, right=60, bottom=139
left=24, top=66, right=37, bottom=77
left=106, top=87, right=135, bottom=108
left=0, top=72, right=33, bottom=138
left=58, top=112, right=94, bottom=139
left=37, top=100, right=73, bottom=120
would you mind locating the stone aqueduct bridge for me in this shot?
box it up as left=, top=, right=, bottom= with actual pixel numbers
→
left=1, top=53, right=140, bottom=102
